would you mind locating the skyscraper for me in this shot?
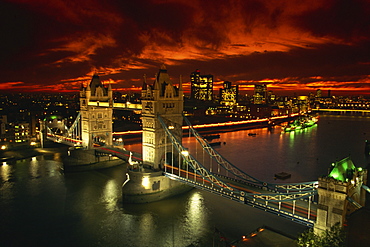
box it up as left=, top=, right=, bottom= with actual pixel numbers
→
left=253, top=84, right=267, bottom=104
left=316, top=89, right=322, bottom=98
left=190, top=69, right=213, bottom=101
left=219, top=81, right=238, bottom=106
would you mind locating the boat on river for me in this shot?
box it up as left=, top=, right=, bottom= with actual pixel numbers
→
left=209, top=141, right=221, bottom=146
left=274, top=172, right=291, bottom=180
left=203, top=134, right=220, bottom=140
left=284, top=115, right=318, bottom=132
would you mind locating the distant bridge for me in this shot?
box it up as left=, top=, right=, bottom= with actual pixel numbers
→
left=313, top=108, right=370, bottom=113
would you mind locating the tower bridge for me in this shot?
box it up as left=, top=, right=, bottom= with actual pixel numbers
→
left=42, top=66, right=369, bottom=230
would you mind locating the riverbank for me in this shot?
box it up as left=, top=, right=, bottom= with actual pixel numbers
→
left=0, top=146, right=41, bottom=161
left=0, top=141, right=70, bottom=161
left=119, top=115, right=296, bottom=144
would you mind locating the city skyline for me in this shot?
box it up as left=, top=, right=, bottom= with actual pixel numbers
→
left=1, top=0, right=369, bottom=95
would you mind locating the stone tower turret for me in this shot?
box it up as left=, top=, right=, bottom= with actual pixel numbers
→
left=314, top=157, right=367, bottom=233
left=80, top=73, right=113, bottom=149
left=141, top=65, right=183, bottom=169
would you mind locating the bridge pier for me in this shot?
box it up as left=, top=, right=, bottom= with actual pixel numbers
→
left=122, top=170, right=192, bottom=203
left=63, top=148, right=124, bottom=172
left=122, top=65, right=193, bottom=203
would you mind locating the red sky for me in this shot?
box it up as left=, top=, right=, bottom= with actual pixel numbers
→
left=1, top=0, right=370, bottom=96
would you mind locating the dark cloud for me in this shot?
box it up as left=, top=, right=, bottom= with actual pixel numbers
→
left=0, top=2, right=36, bottom=63
left=294, top=0, right=370, bottom=42
left=167, top=40, right=370, bottom=88
left=0, top=0, right=369, bottom=94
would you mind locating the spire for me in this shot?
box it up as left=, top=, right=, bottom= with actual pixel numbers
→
left=88, top=73, right=107, bottom=96
left=142, top=74, right=147, bottom=90
left=161, top=64, right=167, bottom=71
left=154, top=73, right=159, bottom=90
left=179, top=75, right=183, bottom=91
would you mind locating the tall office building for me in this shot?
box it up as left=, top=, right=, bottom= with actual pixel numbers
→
left=253, top=84, right=267, bottom=104
left=316, top=89, right=322, bottom=98
left=190, top=69, right=213, bottom=101
left=219, top=81, right=238, bottom=106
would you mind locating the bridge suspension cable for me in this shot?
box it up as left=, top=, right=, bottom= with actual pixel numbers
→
left=158, top=115, right=239, bottom=195
left=183, top=115, right=263, bottom=186
left=183, top=115, right=318, bottom=193
left=67, top=112, right=81, bottom=137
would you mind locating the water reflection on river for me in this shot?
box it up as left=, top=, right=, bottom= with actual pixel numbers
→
left=1, top=113, right=369, bottom=246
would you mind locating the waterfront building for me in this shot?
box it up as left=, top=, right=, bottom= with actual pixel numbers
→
left=219, top=81, right=238, bottom=106
left=79, top=73, right=113, bottom=148
left=190, top=69, right=213, bottom=101
left=13, top=122, right=30, bottom=143
left=0, top=115, right=7, bottom=140
left=296, top=95, right=311, bottom=113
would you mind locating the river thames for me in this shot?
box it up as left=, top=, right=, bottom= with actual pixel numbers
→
left=1, top=113, right=369, bottom=246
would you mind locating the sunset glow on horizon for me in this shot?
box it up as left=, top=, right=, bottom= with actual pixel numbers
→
left=1, top=0, right=369, bottom=96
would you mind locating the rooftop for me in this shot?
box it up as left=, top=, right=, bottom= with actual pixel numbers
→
left=327, top=157, right=357, bottom=182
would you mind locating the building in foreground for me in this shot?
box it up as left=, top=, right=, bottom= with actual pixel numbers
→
left=314, top=157, right=367, bottom=234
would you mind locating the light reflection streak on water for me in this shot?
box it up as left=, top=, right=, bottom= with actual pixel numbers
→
left=138, top=213, right=155, bottom=246
left=30, top=157, right=39, bottom=178
left=102, top=179, right=118, bottom=212
left=184, top=191, right=206, bottom=237
left=0, top=162, right=11, bottom=182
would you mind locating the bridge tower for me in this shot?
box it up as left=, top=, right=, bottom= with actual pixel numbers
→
left=141, top=64, right=183, bottom=169
left=79, top=73, right=113, bottom=149
left=314, top=157, right=367, bottom=233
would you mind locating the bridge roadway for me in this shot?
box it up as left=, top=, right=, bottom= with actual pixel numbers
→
left=94, top=146, right=143, bottom=163
left=217, top=174, right=317, bottom=221
left=165, top=165, right=317, bottom=226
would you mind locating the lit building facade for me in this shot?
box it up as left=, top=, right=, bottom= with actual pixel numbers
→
left=219, top=81, right=238, bottom=106
left=14, top=122, right=30, bottom=143
left=190, top=69, right=213, bottom=101
left=0, top=115, right=7, bottom=139
left=253, top=84, right=267, bottom=104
